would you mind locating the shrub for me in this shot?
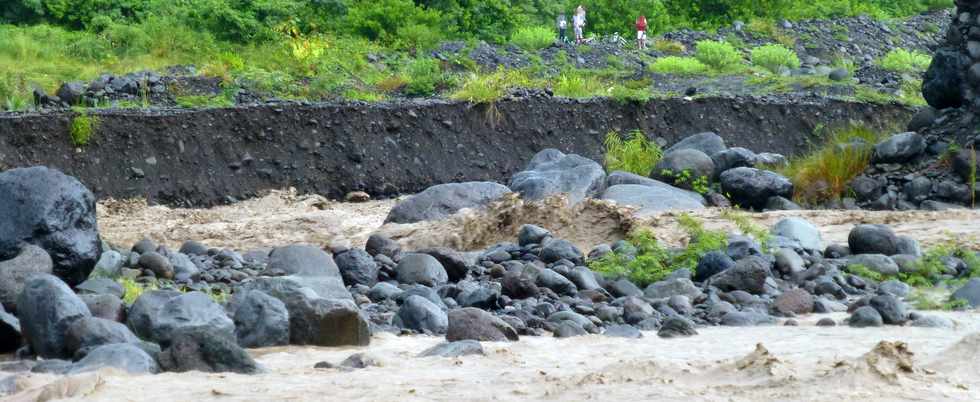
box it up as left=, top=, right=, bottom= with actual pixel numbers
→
left=395, top=23, right=445, bottom=52
left=604, top=130, right=663, bottom=176
left=878, top=49, right=932, bottom=73
left=403, top=57, right=444, bottom=97
left=694, top=40, right=743, bottom=71
left=780, top=124, right=881, bottom=204
left=649, top=56, right=708, bottom=76
left=751, top=44, right=801, bottom=74
left=510, top=26, right=555, bottom=51
left=69, top=111, right=99, bottom=146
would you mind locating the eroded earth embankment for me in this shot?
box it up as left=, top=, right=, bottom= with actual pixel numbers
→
left=0, top=96, right=911, bottom=206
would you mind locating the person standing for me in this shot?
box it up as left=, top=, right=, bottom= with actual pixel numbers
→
left=557, top=13, right=568, bottom=43
left=636, top=15, right=648, bottom=49
left=573, top=6, right=586, bottom=44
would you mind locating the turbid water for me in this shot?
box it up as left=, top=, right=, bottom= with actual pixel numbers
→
left=7, top=312, right=980, bottom=401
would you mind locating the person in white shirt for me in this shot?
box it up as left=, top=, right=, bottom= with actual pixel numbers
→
left=573, top=6, right=586, bottom=44
left=557, top=13, right=568, bottom=43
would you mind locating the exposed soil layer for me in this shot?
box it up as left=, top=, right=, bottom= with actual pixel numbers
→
left=0, top=96, right=911, bottom=207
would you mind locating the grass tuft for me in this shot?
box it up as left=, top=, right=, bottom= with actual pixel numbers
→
left=779, top=123, right=881, bottom=205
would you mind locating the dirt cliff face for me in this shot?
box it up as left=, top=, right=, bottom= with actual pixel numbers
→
left=0, top=96, right=911, bottom=207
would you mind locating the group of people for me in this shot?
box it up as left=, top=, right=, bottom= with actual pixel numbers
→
left=556, top=6, right=650, bottom=49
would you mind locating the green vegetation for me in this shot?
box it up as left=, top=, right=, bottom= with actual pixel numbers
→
left=694, top=40, right=743, bottom=72
left=589, top=214, right=727, bottom=287
left=780, top=123, right=881, bottom=204
left=751, top=44, right=801, bottom=74
left=69, top=110, right=99, bottom=146
left=653, top=39, right=686, bottom=55
left=659, top=169, right=711, bottom=194
left=511, top=26, right=555, bottom=51
left=719, top=209, right=771, bottom=246
left=650, top=56, right=709, bottom=76
left=603, top=130, right=664, bottom=176
left=553, top=72, right=606, bottom=99
left=118, top=277, right=157, bottom=305
left=450, top=68, right=535, bottom=104
left=878, top=48, right=932, bottom=73
left=117, top=277, right=231, bottom=305
left=845, top=263, right=885, bottom=282
left=0, top=0, right=955, bottom=107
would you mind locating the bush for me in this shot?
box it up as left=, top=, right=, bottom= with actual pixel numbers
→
left=751, top=44, right=801, bottom=74
left=695, top=40, right=743, bottom=71
left=878, top=48, right=932, bottom=73
left=450, top=68, right=536, bottom=104
left=649, top=56, right=708, bottom=76
left=604, top=130, right=663, bottom=175
left=510, top=26, right=555, bottom=51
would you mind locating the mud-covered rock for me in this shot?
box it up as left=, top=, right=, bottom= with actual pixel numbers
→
left=385, top=182, right=510, bottom=223
left=509, top=149, right=606, bottom=204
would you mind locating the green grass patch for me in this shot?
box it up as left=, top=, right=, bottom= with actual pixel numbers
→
left=878, top=49, right=932, bottom=73
left=118, top=277, right=158, bottom=305
left=553, top=73, right=606, bottom=99
left=604, top=130, right=663, bottom=176
left=780, top=123, right=881, bottom=204
left=450, top=68, right=536, bottom=104
left=650, top=56, right=708, bottom=76
left=751, top=44, right=801, bottom=74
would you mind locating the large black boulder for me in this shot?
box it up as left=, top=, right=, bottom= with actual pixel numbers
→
left=848, top=224, right=898, bottom=256
left=128, top=291, right=234, bottom=345
left=922, top=49, right=965, bottom=110
left=65, top=316, right=141, bottom=357
left=335, top=249, right=379, bottom=287
left=394, top=295, right=448, bottom=334
left=719, top=167, right=793, bottom=210
left=0, top=167, right=102, bottom=286
left=385, top=182, right=510, bottom=223
left=17, top=274, right=92, bottom=358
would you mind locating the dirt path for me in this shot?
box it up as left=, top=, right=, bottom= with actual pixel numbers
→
left=98, top=191, right=980, bottom=254
left=9, top=312, right=980, bottom=401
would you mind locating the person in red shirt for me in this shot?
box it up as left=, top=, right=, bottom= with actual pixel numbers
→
left=636, top=15, right=648, bottom=49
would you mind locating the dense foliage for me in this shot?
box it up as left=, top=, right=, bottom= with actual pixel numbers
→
left=2, top=0, right=953, bottom=44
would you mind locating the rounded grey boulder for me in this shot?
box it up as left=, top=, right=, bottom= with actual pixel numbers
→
left=396, top=253, right=448, bottom=286
left=666, top=132, right=727, bottom=156
left=848, top=224, right=898, bottom=256
left=394, top=295, right=448, bottom=334
left=232, top=290, right=290, bottom=348
left=652, top=149, right=715, bottom=188
left=873, top=132, right=925, bottom=163
left=0, top=244, right=53, bottom=313
left=446, top=308, right=518, bottom=342
left=17, top=274, right=92, bottom=358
